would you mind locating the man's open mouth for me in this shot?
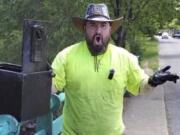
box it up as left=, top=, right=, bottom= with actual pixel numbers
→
left=96, top=35, right=100, bottom=42
left=94, top=35, right=102, bottom=44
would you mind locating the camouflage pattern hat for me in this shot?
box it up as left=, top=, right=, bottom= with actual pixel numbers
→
left=72, top=3, right=123, bottom=33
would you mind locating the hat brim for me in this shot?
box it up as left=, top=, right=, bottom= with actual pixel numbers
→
left=72, top=16, right=123, bottom=33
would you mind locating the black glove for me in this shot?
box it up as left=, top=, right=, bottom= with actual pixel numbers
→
left=148, top=65, right=179, bottom=87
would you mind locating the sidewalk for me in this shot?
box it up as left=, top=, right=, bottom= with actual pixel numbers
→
left=123, top=85, right=169, bottom=135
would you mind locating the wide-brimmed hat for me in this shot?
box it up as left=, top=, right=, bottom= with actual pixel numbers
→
left=72, top=3, right=123, bottom=33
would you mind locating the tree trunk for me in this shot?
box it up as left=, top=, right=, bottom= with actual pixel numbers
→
left=111, top=0, right=127, bottom=48
left=113, top=26, right=127, bottom=48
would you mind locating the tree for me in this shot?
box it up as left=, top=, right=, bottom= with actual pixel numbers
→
left=109, top=0, right=178, bottom=48
left=0, top=0, right=179, bottom=63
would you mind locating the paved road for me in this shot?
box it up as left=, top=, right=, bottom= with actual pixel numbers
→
left=158, top=36, right=180, bottom=135
left=123, top=36, right=180, bottom=135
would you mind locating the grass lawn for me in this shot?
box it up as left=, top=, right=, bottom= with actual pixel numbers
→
left=140, top=37, right=159, bottom=72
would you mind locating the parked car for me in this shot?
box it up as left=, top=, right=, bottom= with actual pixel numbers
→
left=157, top=31, right=162, bottom=36
left=172, top=31, right=180, bottom=38
left=161, top=32, right=169, bottom=39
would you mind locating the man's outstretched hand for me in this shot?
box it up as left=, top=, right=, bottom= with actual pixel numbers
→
left=148, top=65, right=179, bottom=87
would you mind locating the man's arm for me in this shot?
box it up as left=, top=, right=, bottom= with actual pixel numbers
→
left=51, top=84, right=58, bottom=94
left=139, top=65, right=179, bottom=94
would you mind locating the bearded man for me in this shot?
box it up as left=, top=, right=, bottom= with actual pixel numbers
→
left=51, top=3, right=179, bottom=135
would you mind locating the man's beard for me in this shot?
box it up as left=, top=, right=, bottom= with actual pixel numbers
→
left=85, top=34, right=110, bottom=56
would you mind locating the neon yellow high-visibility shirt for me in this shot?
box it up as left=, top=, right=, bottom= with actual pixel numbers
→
left=52, top=41, right=149, bottom=135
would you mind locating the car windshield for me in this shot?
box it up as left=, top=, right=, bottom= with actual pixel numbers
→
left=162, top=32, right=168, bottom=35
